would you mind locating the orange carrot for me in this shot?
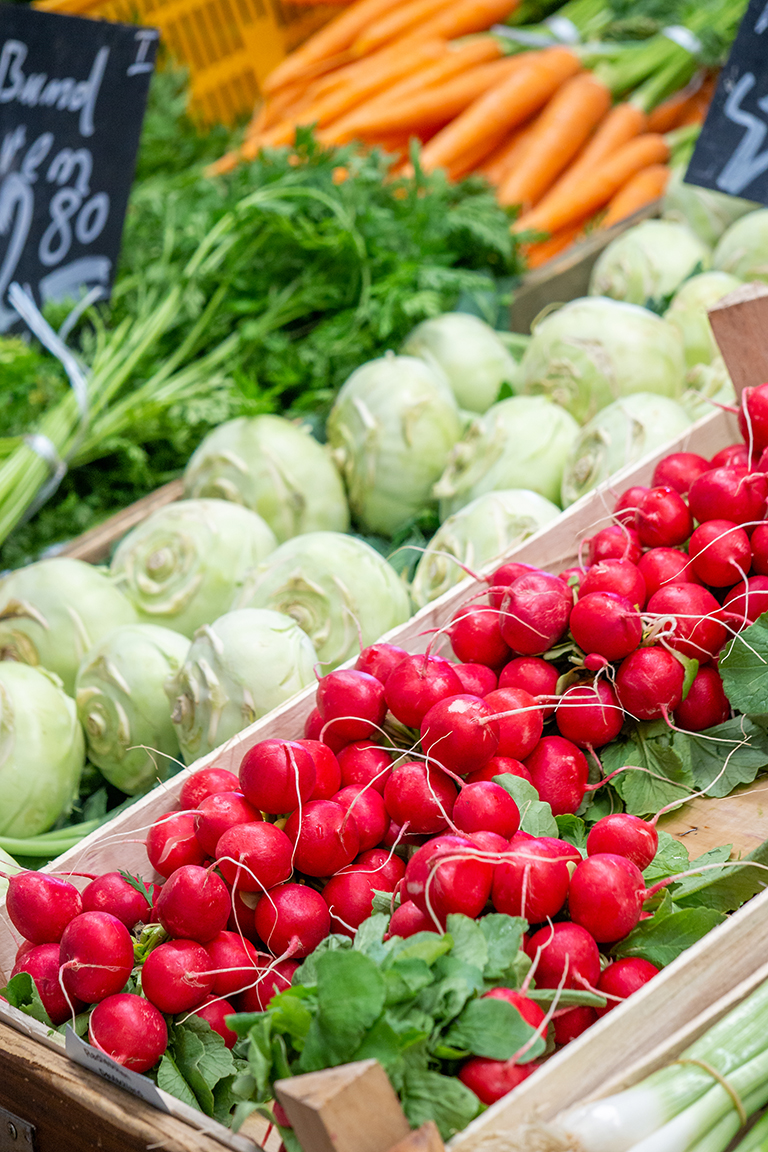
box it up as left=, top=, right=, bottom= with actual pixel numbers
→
left=410, top=0, right=519, bottom=44
left=524, top=220, right=586, bottom=268
left=479, top=121, right=536, bottom=184
left=419, top=45, right=581, bottom=174
left=353, top=0, right=449, bottom=56
left=263, top=0, right=409, bottom=94
left=676, top=73, right=717, bottom=126
left=497, top=72, right=611, bottom=209
left=320, top=55, right=522, bottom=144
left=515, top=132, right=670, bottom=235
left=646, top=83, right=700, bottom=133
left=600, top=163, right=670, bottom=228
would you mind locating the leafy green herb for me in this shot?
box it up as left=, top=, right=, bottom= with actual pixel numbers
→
left=688, top=718, right=768, bottom=797
left=0, top=972, right=54, bottom=1028
left=611, top=891, right=726, bottom=966
left=719, top=613, right=768, bottom=715
left=494, top=775, right=558, bottom=836
left=601, top=722, right=696, bottom=815
left=118, top=870, right=154, bottom=908
left=157, top=1016, right=241, bottom=1118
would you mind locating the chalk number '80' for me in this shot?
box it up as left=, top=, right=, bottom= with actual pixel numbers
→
left=39, top=186, right=109, bottom=267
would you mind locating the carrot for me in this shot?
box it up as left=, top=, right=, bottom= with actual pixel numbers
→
left=646, top=83, right=700, bottom=133
left=320, top=55, right=522, bottom=144
left=409, top=0, right=520, bottom=45
left=419, top=45, right=581, bottom=174
left=262, top=0, right=409, bottom=94
left=524, top=221, right=586, bottom=268
left=497, top=72, right=611, bottom=210
left=352, top=0, right=450, bottom=56
left=600, top=164, right=670, bottom=228
left=676, top=73, right=717, bottom=126
left=479, top=121, right=536, bottom=184
left=515, top=132, right=670, bottom=235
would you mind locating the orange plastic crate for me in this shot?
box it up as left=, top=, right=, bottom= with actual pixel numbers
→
left=33, top=0, right=336, bottom=124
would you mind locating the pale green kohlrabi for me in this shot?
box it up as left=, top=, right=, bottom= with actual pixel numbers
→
left=0, top=662, right=85, bottom=837
left=714, top=209, right=768, bottom=282
left=682, top=356, right=736, bottom=422
left=326, top=354, right=462, bottom=537
left=434, top=395, right=579, bottom=518
left=234, top=532, right=411, bottom=670
left=561, top=393, right=693, bottom=507
left=166, top=608, right=317, bottom=763
left=411, top=489, right=559, bottom=607
left=664, top=272, right=742, bottom=368
left=183, top=415, right=349, bottom=543
left=76, top=624, right=190, bottom=795
left=111, top=499, right=277, bottom=638
left=401, top=312, right=521, bottom=413
left=520, top=297, right=687, bottom=424
left=588, top=220, right=712, bottom=311
left=664, top=167, right=760, bottom=247
left=0, top=558, right=137, bottom=695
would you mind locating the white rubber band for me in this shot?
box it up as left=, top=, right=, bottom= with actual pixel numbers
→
left=662, top=25, right=703, bottom=56
left=8, top=282, right=89, bottom=420
left=544, top=15, right=581, bottom=42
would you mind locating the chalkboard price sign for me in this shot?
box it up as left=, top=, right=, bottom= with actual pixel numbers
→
left=0, top=4, right=157, bottom=333
left=686, top=0, right=768, bottom=206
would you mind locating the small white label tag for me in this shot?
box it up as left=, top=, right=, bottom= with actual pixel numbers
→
left=65, top=1026, right=170, bottom=1111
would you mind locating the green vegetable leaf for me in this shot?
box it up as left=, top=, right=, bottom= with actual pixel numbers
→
left=687, top=717, right=768, bottom=797
left=479, top=914, right=527, bottom=981
left=170, top=1016, right=237, bottom=1117
left=353, top=913, right=389, bottom=962
left=555, top=814, right=587, bottom=855
left=612, top=900, right=725, bottom=967
left=719, top=612, right=768, bottom=714
left=385, top=932, right=453, bottom=966
left=671, top=838, right=768, bottom=913
left=299, top=951, right=386, bottom=1071
left=401, top=1066, right=482, bottom=1139
left=493, top=775, right=558, bottom=836
left=157, top=1053, right=199, bottom=1110
left=443, top=997, right=546, bottom=1061
left=643, top=829, right=690, bottom=884
left=445, top=915, right=488, bottom=970
left=293, top=934, right=352, bottom=988
left=527, top=987, right=606, bottom=1008
left=118, top=870, right=154, bottom=908
left=602, top=724, right=695, bottom=816
left=0, top=971, right=54, bottom=1027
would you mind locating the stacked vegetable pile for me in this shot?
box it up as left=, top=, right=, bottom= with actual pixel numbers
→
left=7, top=385, right=768, bottom=1141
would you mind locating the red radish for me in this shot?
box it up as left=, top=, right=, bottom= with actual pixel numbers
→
left=483, top=687, right=543, bottom=759
left=459, top=1057, right=538, bottom=1105
left=239, top=739, right=316, bottom=815
left=420, top=694, right=500, bottom=774
left=6, top=873, right=83, bottom=944
left=179, top=767, right=240, bottom=810
left=331, top=785, right=389, bottom=852
left=453, top=781, right=520, bottom=838
left=652, top=452, right=710, bottom=495
left=141, top=939, right=214, bottom=1013
left=454, top=662, right=498, bottom=696
left=387, top=900, right=436, bottom=938
left=587, top=524, right=642, bottom=565
left=615, top=646, right=685, bottom=720
left=751, top=523, right=768, bottom=575
left=82, top=873, right=156, bottom=930
left=569, top=592, right=642, bottom=661
left=352, top=848, right=406, bottom=890
left=568, top=853, right=646, bottom=942
left=688, top=466, right=768, bottom=525
left=579, top=559, right=646, bottom=609
left=711, top=443, right=751, bottom=469
left=322, top=870, right=389, bottom=936
left=147, top=813, right=207, bottom=878
left=154, top=865, right=230, bottom=943
left=404, top=835, right=493, bottom=925
left=646, top=584, right=727, bottom=661
left=447, top=604, right=510, bottom=667
left=499, top=656, right=559, bottom=719
left=59, top=911, right=134, bottom=1003
left=285, top=800, right=360, bottom=876
left=534, top=836, right=582, bottom=865
left=385, top=654, right=463, bottom=729
left=488, top=562, right=541, bottom=609
left=383, top=761, right=457, bottom=835
left=468, top=830, right=509, bottom=853
left=555, top=682, right=624, bottom=749
left=466, top=755, right=533, bottom=786
left=194, top=792, right=262, bottom=856
left=296, top=739, right=342, bottom=801
left=89, top=993, right=168, bottom=1071
left=673, top=665, right=731, bottom=730
left=12, top=943, right=85, bottom=1024
left=382, top=821, right=425, bottom=848
left=206, top=931, right=264, bottom=997
left=483, top=987, right=546, bottom=1029
left=237, top=958, right=299, bottom=1011
left=254, top=883, right=330, bottom=957
left=304, top=706, right=347, bottom=752
left=587, top=814, right=658, bottom=870
left=722, top=575, right=768, bottom=627
left=554, top=1006, right=597, bottom=1045
left=738, top=382, right=768, bottom=452
left=559, top=567, right=584, bottom=591
left=228, top=888, right=259, bottom=941
left=634, top=487, right=693, bottom=548
left=355, top=642, right=407, bottom=684
left=688, top=520, right=751, bottom=587
left=491, top=840, right=570, bottom=921
left=316, top=669, right=387, bottom=745
left=527, top=922, right=600, bottom=990
left=637, top=547, right=699, bottom=598
left=614, top=486, right=651, bottom=524
left=216, top=822, right=293, bottom=892
left=595, top=957, right=660, bottom=1016
left=193, top=996, right=238, bottom=1048
left=499, top=572, right=573, bottom=656
left=525, top=736, right=589, bottom=816
left=337, top=740, right=392, bottom=794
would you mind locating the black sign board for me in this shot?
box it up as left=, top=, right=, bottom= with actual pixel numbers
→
left=0, top=4, right=157, bottom=333
left=686, top=0, right=768, bottom=206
